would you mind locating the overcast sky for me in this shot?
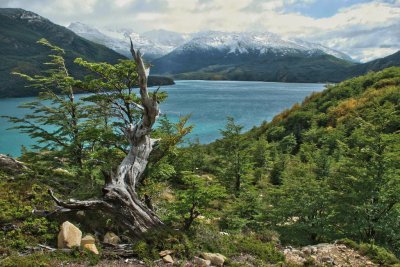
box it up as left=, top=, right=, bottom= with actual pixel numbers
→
left=1, top=0, right=399, bottom=62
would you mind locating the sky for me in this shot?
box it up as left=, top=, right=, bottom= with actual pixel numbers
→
left=1, top=0, right=399, bottom=62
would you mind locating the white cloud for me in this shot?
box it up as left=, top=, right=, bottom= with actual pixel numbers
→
left=1, top=0, right=399, bottom=61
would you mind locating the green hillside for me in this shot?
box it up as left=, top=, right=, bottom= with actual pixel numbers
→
left=154, top=47, right=400, bottom=83
left=0, top=8, right=127, bottom=97
left=174, top=54, right=355, bottom=83
left=218, top=66, right=400, bottom=253
left=0, top=8, right=174, bottom=98
left=1, top=41, right=399, bottom=264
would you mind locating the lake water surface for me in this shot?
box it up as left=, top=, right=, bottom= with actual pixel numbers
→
left=0, top=80, right=325, bottom=156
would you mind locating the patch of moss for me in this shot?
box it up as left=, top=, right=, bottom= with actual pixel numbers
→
left=0, top=248, right=100, bottom=267
left=132, top=228, right=194, bottom=261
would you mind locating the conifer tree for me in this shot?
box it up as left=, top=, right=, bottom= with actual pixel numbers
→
left=6, top=39, right=86, bottom=168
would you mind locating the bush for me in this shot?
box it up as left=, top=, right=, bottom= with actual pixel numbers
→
left=190, top=225, right=284, bottom=264
left=359, top=244, right=399, bottom=266
left=131, top=228, right=194, bottom=261
left=235, top=236, right=284, bottom=264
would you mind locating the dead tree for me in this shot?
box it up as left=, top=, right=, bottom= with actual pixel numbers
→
left=49, top=41, right=163, bottom=237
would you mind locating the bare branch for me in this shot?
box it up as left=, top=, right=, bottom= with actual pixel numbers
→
left=48, top=189, right=110, bottom=210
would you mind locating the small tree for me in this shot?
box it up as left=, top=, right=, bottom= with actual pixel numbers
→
left=46, top=40, right=176, bottom=236
left=217, top=117, right=251, bottom=195
left=6, top=39, right=86, bottom=169
left=7, top=38, right=193, bottom=236
left=173, top=172, right=226, bottom=230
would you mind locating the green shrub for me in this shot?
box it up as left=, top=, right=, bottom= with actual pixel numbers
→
left=131, top=228, right=194, bottom=261
left=337, top=238, right=358, bottom=249
left=191, top=224, right=233, bottom=255
left=132, top=240, right=153, bottom=260
left=235, top=236, right=284, bottom=264
left=358, top=243, right=399, bottom=266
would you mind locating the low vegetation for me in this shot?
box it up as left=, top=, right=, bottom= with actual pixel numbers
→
left=1, top=38, right=399, bottom=266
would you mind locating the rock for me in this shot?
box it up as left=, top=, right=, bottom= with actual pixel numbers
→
left=81, top=235, right=99, bottom=254
left=310, top=255, right=317, bottom=261
left=0, top=154, right=27, bottom=174
left=219, top=231, right=229, bottom=236
left=321, top=255, right=335, bottom=265
left=283, top=243, right=378, bottom=267
left=200, top=252, right=226, bottom=266
left=103, top=232, right=121, bottom=245
left=193, top=256, right=211, bottom=266
left=301, top=246, right=312, bottom=255
left=159, top=249, right=174, bottom=257
left=57, top=221, right=82, bottom=248
left=162, top=254, right=174, bottom=264
left=76, top=211, right=85, bottom=217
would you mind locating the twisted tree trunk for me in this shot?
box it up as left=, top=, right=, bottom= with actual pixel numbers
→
left=49, top=41, right=163, bottom=237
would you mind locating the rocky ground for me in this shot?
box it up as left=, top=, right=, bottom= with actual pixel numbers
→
left=283, top=243, right=376, bottom=266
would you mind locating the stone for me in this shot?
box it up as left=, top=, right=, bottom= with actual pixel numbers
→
left=193, top=256, right=211, bottom=266
left=57, top=221, right=82, bottom=249
left=200, top=252, right=226, bottom=266
left=0, top=154, right=27, bottom=174
left=81, top=235, right=98, bottom=254
left=81, top=235, right=95, bottom=245
left=321, top=255, right=335, bottom=265
left=301, top=246, right=312, bottom=255
left=159, top=249, right=174, bottom=257
left=163, top=254, right=174, bottom=264
left=103, top=232, right=121, bottom=245
left=76, top=211, right=85, bottom=217
left=310, top=255, right=317, bottom=261
left=219, top=231, right=229, bottom=236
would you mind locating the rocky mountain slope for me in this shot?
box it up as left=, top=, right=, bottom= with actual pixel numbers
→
left=68, top=23, right=190, bottom=60
left=66, top=22, right=400, bottom=84
left=68, top=24, right=353, bottom=61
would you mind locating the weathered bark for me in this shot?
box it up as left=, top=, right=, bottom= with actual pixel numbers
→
left=49, top=40, right=163, bottom=237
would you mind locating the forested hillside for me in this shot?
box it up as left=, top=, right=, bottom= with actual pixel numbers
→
left=153, top=48, right=400, bottom=83
left=0, top=8, right=174, bottom=98
left=0, top=39, right=399, bottom=266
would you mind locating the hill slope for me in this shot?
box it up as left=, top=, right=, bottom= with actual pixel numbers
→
left=204, top=67, right=400, bottom=257
left=348, top=50, right=400, bottom=77
left=0, top=8, right=174, bottom=98
left=150, top=31, right=356, bottom=82
left=151, top=31, right=400, bottom=83
left=0, top=8, right=127, bottom=97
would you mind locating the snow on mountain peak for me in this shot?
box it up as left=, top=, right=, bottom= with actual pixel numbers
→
left=175, top=31, right=352, bottom=60
left=67, top=22, right=353, bottom=61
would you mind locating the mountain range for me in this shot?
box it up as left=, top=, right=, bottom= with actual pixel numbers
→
left=68, top=22, right=352, bottom=62
left=0, top=8, right=173, bottom=98
left=68, top=22, right=400, bottom=83
left=1, top=8, right=399, bottom=97
left=68, top=22, right=191, bottom=60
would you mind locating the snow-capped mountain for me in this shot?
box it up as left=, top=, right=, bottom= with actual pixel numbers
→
left=291, top=38, right=354, bottom=62
left=68, top=23, right=353, bottom=63
left=68, top=22, right=186, bottom=59
left=150, top=30, right=359, bottom=82
left=174, top=31, right=352, bottom=61
left=142, top=29, right=191, bottom=49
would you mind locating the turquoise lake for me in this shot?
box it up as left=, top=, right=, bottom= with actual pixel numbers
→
left=0, top=80, right=325, bottom=156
